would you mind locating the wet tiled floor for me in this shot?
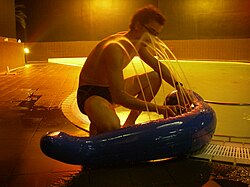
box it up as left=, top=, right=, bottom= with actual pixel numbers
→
left=0, top=63, right=249, bottom=187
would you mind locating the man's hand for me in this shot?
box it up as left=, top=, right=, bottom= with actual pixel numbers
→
left=158, top=105, right=184, bottom=118
left=175, top=84, right=194, bottom=112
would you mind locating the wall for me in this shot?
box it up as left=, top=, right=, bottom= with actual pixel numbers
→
left=166, top=39, right=250, bottom=61
left=25, top=0, right=157, bottom=42
left=21, top=0, right=250, bottom=63
left=0, top=0, right=25, bottom=73
left=23, top=0, right=250, bottom=42
left=0, top=0, right=16, bottom=38
left=159, top=0, right=250, bottom=40
left=24, top=41, right=98, bottom=62
left=0, top=37, right=25, bottom=73
left=24, top=39, right=250, bottom=63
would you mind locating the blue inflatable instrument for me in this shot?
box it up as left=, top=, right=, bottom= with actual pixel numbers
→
left=40, top=92, right=216, bottom=166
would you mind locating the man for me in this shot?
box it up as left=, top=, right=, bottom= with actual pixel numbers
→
left=77, top=5, right=182, bottom=136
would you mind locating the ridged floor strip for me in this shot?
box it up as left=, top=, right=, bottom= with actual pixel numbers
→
left=191, top=140, right=250, bottom=166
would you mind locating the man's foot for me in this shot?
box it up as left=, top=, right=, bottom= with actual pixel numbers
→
left=89, top=123, right=98, bottom=136
left=122, top=123, right=135, bottom=128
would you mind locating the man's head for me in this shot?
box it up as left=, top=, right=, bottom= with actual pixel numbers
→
left=129, top=5, right=166, bottom=37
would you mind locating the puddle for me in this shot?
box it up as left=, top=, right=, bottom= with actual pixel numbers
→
left=18, top=95, right=41, bottom=110
left=49, top=160, right=250, bottom=187
left=209, top=162, right=250, bottom=186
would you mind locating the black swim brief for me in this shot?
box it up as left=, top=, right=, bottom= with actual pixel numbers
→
left=77, top=85, right=113, bottom=114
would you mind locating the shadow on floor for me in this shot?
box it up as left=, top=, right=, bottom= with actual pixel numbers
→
left=50, top=157, right=250, bottom=187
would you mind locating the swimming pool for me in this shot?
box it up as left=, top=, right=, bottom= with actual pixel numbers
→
left=59, top=58, right=249, bottom=143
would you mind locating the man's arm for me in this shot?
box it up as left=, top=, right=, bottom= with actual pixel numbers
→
left=138, top=46, right=194, bottom=109
left=138, top=46, right=177, bottom=88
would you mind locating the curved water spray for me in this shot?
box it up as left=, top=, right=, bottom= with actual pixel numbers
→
left=138, top=33, right=194, bottom=113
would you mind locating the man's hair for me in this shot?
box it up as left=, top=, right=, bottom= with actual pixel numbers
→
left=129, top=5, right=166, bottom=30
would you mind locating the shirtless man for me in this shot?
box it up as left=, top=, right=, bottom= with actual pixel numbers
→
left=77, top=5, right=182, bottom=136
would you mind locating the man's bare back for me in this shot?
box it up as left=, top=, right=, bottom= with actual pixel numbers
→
left=79, top=32, right=136, bottom=87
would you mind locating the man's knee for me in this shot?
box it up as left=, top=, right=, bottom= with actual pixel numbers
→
left=147, top=71, right=162, bottom=88
left=101, top=116, right=120, bottom=132
left=151, top=71, right=161, bottom=83
left=91, top=116, right=120, bottom=135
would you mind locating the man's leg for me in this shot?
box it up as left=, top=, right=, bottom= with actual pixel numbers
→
left=89, top=123, right=98, bottom=136
left=123, top=71, right=161, bottom=127
left=84, top=96, right=121, bottom=135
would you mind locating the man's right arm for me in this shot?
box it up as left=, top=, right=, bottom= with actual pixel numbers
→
left=138, top=46, right=177, bottom=87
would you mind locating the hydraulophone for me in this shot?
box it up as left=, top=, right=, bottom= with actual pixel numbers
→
left=40, top=91, right=216, bottom=166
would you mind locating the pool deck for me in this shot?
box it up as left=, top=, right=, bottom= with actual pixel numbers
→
left=0, top=63, right=249, bottom=187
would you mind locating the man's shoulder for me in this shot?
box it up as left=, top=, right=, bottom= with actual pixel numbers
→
left=102, top=40, right=124, bottom=54
left=98, top=31, right=130, bottom=56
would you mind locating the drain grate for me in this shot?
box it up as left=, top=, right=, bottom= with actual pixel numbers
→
left=191, top=140, right=250, bottom=165
left=202, top=143, right=249, bottom=159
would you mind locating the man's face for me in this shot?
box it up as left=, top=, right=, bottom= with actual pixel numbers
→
left=143, top=19, right=164, bottom=37
left=131, top=20, right=164, bottom=49
left=138, top=19, right=164, bottom=47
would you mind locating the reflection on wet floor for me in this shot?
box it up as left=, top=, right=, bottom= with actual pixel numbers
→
left=50, top=158, right=250, bottom=187
left=18, top=94, right=41, bottom=110
left=57, top=61, right=250, bottom=187
left=209, top=162, right=250, bottom=185
left=0, top=63, right=249, bottom=187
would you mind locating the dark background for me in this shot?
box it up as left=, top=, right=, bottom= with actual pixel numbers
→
left=0, top=0, right=16, bottom=38
left=2, top=0, right=250, bottom=42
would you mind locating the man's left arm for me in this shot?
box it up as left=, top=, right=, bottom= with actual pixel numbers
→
left=138, top=46, right=177, bottom=88
left=139, top=46, right=194, bottom=111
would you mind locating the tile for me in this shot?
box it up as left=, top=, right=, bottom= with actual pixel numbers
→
left=20, top=142, right=46, bottom=160
left=12, top=158, right=54, bottom=175
left=7, top=174, right=48, bottom=187
left=51, top=161, right=81, bottom=173
left=164, top=158, right=211, bottom=185
left=0, top=159, right=17, bottom=175
left=89, top=167, right=131, bottom=187
left=0, top=145, right=26, bottom=161
left=47, top=171, right=79, bottom=186
left=0, top=175, right=9, bottom=187
left=129, top=162, right=175, bottom=186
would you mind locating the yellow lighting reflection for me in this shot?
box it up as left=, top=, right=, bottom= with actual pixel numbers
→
left=188, top=0, right=215, bottom=13
left=149, top=157, right=173, bottom=163
left=48, top=131, right=60, bottom=137
left=198, top=1, right=214, bottom=9
left=93, top=0, right=112, bottom=9
left=24, top=48, right=30, bottom=54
